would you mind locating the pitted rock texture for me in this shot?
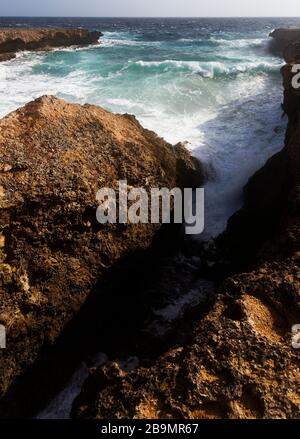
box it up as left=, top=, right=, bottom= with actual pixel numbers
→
left=0, top=95, right=202, bottom=408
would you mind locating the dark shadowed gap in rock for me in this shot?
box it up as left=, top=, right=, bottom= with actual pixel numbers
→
left=0, top=217, right=216, bottom=419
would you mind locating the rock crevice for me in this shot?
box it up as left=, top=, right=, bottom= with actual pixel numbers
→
left=0, top=95, right=202, bottom=416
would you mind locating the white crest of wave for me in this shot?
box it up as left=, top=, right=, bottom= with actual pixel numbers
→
left=0, top=55, right=94, bottom=116
left=210, top=37, right=267, bottom=48
left=100, top=32, right=160, bottom=48
left=133, top=58, right=282, bottom=78
left=101, top=38, right=141, bottom=47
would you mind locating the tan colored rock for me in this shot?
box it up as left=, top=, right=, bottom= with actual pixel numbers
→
left=0, top=95, right=202, bottom=408
left=0, top=28, right=102, bottom=61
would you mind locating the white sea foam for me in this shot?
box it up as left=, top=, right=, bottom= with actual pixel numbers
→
left=100, top=32, right=161, bottom=48
left=210, top=37, right=267, bottom=48
left=36, top=364, right=89, bottom=419
left=101, top=37, right=141, bottom=47
left=0, top=55, right=95, bottom=116
left=178, top=38, right=195, bottom=42
left=106, top=97, right=148, bottom=111
left=122, top=74, right=286, bottom=238
left=132, top=58, right=282, bottom=78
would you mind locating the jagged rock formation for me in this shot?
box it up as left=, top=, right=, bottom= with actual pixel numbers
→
left=72, top=30, right=300, bottom=420
left=0, top=28, right=102, bottom=61
left=0, top=96, right=202, bottom=414
left=270, top=28, right=300, bottom=55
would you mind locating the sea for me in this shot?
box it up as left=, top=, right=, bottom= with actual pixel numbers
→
left=0, top=16, right=298, bottom=236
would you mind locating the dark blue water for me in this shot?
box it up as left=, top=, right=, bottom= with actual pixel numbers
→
left=1, top=16, right=300, bottom=35
left=0, top=17, right=297, bottom=236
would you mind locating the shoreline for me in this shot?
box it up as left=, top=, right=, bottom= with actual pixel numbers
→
left=0, top=27, right=102, bottom=61
left=0, top=24, right=299, bottom=419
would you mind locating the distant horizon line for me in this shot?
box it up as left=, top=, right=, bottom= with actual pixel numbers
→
left=1, top=15, right=300, bottom=19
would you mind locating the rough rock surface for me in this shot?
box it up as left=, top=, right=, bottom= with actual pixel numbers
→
left=72, top=263, right=300, bottom=419
left=72, top=31, right=300, bottom=420
left=0, top=28, right=102, bottom=61
left=0, top=96, right=202, bottom=409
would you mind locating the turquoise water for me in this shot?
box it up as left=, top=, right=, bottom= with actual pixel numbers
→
left=0, top=17, right=298, bottom=236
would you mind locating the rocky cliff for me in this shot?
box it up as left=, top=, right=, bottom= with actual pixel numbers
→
left=72, top=30, right=300, bottom=420
left=0, top=96, right=202, bottom=416
left=0, top=28, right=102, bottom=61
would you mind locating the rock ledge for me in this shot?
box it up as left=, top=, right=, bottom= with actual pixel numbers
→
left=0, top=28, right=102, bottom=61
